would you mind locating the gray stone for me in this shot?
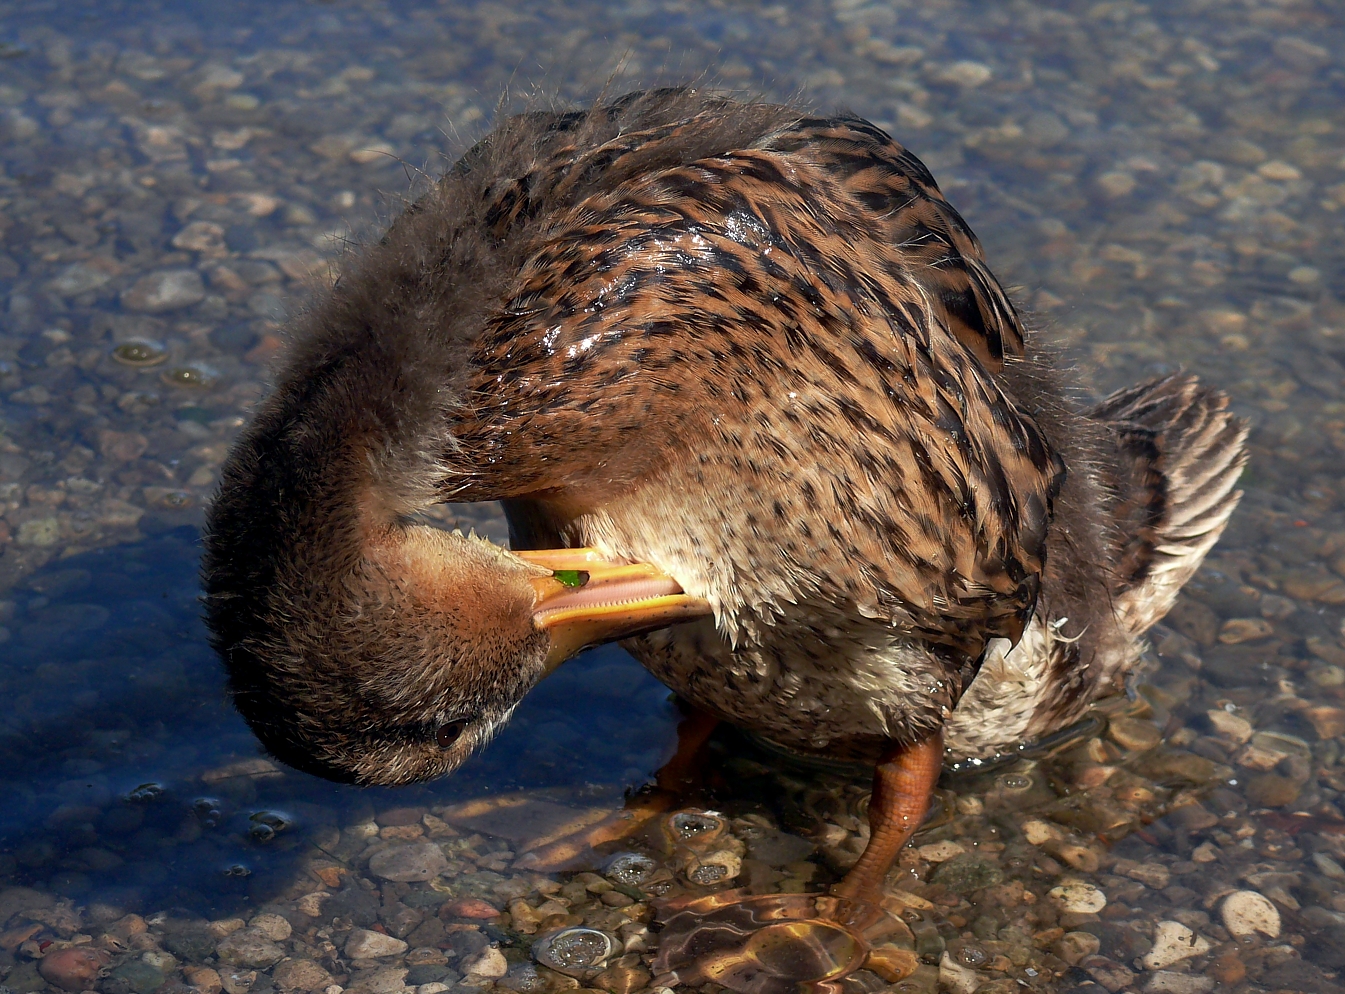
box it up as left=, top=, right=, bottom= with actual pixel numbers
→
left=216, top=928, right=286, bottom=968
left=368, top=841, right=448, bottom=882
left=121, top=270, right=206, bottom=312
left=345, top=929, right=408, bottom=959
left=272, top=960, right=333, bottom=992
left=110, top=960, right=166, bottom=994
left=927, top=854, right=1004, bottom=893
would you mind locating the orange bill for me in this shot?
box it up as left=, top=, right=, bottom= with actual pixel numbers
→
left=517, top=548, right=713, bottom=672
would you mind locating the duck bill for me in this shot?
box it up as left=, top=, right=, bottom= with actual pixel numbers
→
left=519, top=548, right=712, bottom=673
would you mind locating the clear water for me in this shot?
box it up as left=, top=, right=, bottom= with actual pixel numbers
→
left=1, top=0, right=1344, bottom=990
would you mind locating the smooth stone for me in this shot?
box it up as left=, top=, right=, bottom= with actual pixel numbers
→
left=111, top=959, right=167, bottom=994
left=1049, top=880, right=1107, bottom=914
left=936, top=951, right=982, bottom=994
left=121, top=270, right=206, bottom=312
left=1220, top=890, right=1281, bottom=938
left=1021, top=819, right=1064, bottom=845
left=171, top=221, right=227, bottom=254
left=368, top=841, right=448, bottom=882
left=1217, top=618, right=1273, bottom=644
left=927, top=854, right=1003, bottom=893
left=1205, top=710, right=1252, bottom=743
left=272, top=959, right=333, bottom=991
left=1107, top=716, right=1162, bottom=752
left=345, top=968, right=408, bottom=994
left=39, top=947, right=110, bottom=991
left=216, top=928, right=286, bottom=968
left=5, top=960, right=45, bottom=994
left=1053, top=932, right=1100, bottom=966
left=1125, top=863, right=1170, bottom=889
left=1142, top=922, right=1211, bottom=970
left=345, top=929, right=408, bottom=959
left=438, top=898, right=499, bottom=919
left=1140, top=973, right=1215, bottom=994
left=248, top=914, right=293, bottom=942
left=461, top=947, right=507, bottom=979
left=1243, top=773, right=1301, bottom=808
left=915, top=841, right=966, bottom=863
left=1143, top=972, right=1214, bottom=994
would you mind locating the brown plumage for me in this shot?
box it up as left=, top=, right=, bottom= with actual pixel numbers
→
left=202, top=88, right=1247, bottom=787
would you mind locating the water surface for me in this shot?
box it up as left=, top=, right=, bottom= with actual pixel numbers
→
left=1, top=1, right=1344, bottom=992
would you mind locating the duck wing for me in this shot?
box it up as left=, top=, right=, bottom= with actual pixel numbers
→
left=450, top=98, right=1064, bottom=664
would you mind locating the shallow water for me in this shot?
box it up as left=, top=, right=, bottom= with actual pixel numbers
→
left=1, top=1, right=1344, bottom=992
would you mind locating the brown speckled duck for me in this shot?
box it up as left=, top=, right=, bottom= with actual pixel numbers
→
left=203, top=88, right=1247, bottom=976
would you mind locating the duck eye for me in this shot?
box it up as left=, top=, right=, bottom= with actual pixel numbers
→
left=436, top=722, right=467, bottom=748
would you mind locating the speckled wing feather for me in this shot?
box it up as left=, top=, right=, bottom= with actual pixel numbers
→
left=451, top=107, right=1063, bottom=662
left=1091, top=374, right=1249, bottom=642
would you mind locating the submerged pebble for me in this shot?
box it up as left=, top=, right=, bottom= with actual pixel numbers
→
left=1220, top=890, right=1281, bottom=938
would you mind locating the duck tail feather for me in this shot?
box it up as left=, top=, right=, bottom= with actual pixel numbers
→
left=1090, top=373, right=1249, bottom=640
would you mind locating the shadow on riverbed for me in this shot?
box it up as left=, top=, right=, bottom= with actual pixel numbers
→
left=0, top=526, right=681, bottom=916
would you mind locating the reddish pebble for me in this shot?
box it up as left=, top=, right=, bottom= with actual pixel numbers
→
left=439, top=898, right=500, bottom=919
left=39, top=947, right=111, bottom=992
left=1209, top=953, right=1245, bottom=986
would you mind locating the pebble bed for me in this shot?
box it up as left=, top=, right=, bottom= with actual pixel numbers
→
left=1, top=1, right=1344, bottom=994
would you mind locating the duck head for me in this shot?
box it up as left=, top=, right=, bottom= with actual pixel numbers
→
left=204, top=488, right=710, bottom=786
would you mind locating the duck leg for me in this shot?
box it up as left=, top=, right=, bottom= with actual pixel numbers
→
left=515, top=707, right=720, bottom=870
left=651, top=731, right=944, bottom=994
left=832, top=731, right=945, bottom=904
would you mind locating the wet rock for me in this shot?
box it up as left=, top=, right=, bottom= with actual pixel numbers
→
left=914, top=840, right=965, bottom=862
left=1218, top=618, right=1273, bottom=643
left=247, top=915, right=291, bottom=943
left=1143, top=972, right=1213, bottom=994
left=1049, top=880, right=1106, bottom=914
left=368, top=841, right=448, bottom=882
left=1246, top=770, right=1302, bottom=807
left=684, top=849, right=741, bottom=885
left=110, top=959, right=166, bottom=994
left=461, top=946, right=507, bottom=979
left=49, top=262, right=114, bottom=297
left=1021, top=819, right=1064, bottom=845
left=1081, top=955, right=1133, bottom=992
left=927, top=854, right=1003, bottom=893
left=445, top=929, right=489, bottom=964
left=1142, top=922, right=1210, bottom=969
left=1057, top=844, right=1100, bottom=873
left=932, top=60, right=991, bottom=87
left=439, top=898, right=498, bottom=919
left=1207, top=952, right=1245, bottom=985
left=1124, top=862, right=1170, bottom=889
left=741, top=828, right=815, bottom=866
left=40, top=946, right=111, bottom=991
left=345, top=967, right=407, bottom=994
left=591, top=962, right=649, bottom=994
left=172, top=222, right=227, bottom=255
left=183, top=967, right=222, bottom=994
left=1220, top=890, right=1280, bottom=938
left=345, top=929, right=407, bottom=959
left=936, top=951, right=983, bottom=994
left=220, top=970, right=256, bottom=994
left=1166, top=600, right=1219, bottom=646
left=5, top=960, right=45, bottom=994
left=164, top=927, right=215, bottom=962
left=1053, top=932, right=1100, bottom=966
left=271, top=959, right=333, bottom=991
left=121, top=271, right=206, bottom=313
left=1303, top=705, right=1345, bottom=740
left=1107, top=716, right=1162, bottom=751
left=216, top=928, right=285, bottom=968
left=1205, top=709, right=1252, bottom=743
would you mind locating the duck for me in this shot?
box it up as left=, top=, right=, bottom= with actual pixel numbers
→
left=202, top=87, right=1247, bottom=978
